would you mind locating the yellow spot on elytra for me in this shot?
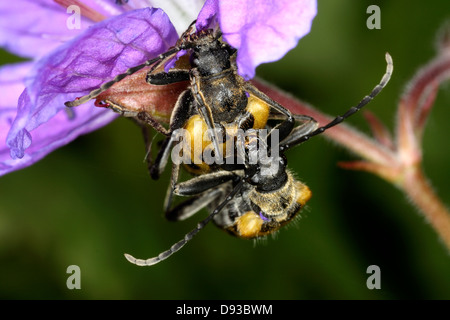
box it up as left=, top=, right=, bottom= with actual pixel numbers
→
left=184, top=115, right=210, bottom=171
left=236, top=212, right=264, bottom=239
left=246, top=95, right=270, bottom=129
left=295, top=182, right=312, bottom=206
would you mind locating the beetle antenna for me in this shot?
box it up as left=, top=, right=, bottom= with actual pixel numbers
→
left=124, top=177, right=245, bottom=266
left=281, top=52, right=393, bottom=150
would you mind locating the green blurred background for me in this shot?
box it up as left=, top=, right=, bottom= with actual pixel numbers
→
left=1, top=0, right=449, bottom=299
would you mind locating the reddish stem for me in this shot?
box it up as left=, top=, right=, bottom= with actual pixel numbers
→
left=402, top=166, right=450, bottom=249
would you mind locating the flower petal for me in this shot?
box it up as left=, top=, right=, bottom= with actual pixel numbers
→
left=1, top=98, right=118, bottom=176
left=0, top=0, right=95, bottom=59
left=218, top=0, right=317, bottom=79
left=146, top=0, right=205, bottom=34
left=81, top=0, right=127, bottom=17
left=196, top=0, right=218, bottom=30
left=1, top=64, right=117, bottom=176
left=0, top=62, right=33, bottom=109
left=5, top=7, right=178, bottom=164
left=0, top=62, right=32, bottom=175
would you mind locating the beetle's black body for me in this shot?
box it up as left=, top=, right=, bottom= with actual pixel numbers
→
left=66, top=23, right=299, bottom=177
left=65, top=21, right=393, bottom=266
left=125, top=50, right=392, bottom=266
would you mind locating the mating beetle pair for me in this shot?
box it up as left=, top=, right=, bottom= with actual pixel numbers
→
left=66, top=21, right=393, bottom=266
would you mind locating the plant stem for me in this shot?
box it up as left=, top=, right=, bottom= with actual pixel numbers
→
left=401, top=165, right=450, bottom=250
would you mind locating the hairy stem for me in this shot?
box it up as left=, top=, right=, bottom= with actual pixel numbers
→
left=401, top=165, right=450, bottom=250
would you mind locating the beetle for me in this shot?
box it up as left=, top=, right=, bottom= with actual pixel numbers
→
left=124, top=52, right=393, bottom=266
left=65, top=21, right=393, bottom=266
left=65, top=21, right=303, bottom=178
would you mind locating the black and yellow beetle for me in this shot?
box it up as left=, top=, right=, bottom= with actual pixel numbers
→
left=65, top=21, right=393, bottom=266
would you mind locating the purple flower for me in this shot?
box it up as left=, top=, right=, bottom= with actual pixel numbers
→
left=201, top=0, right=317, bottom=79
left=0, top=0, right=317, bottom=176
